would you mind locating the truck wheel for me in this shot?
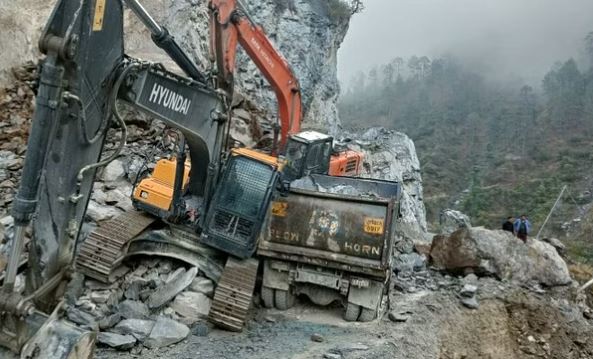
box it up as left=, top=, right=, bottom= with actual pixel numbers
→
left=274, top=289, right=295, bottom=310
left=358, top=307, right=376, bottom=322
left=261, top=286, right=275, bottom=308
left=344, top=302, right=361, bottom=322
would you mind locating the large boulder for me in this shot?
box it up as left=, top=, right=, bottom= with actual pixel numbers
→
left=345, top=128, right=428, bottom=245
left=430, top=227, right=572, bottom=287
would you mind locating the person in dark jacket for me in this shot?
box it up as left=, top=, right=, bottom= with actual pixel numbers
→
left=514, top=214, right=532, bottom=243
left=502, top=217, right=515, bottom=234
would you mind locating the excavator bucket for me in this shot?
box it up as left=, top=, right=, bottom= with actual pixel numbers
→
left=20, top=318, right=95, bottom=359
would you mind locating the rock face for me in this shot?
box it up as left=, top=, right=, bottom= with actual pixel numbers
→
left=439, top=209, right=472, bottom=235
left=2, top=1, right=351, bottom=133
left=430, top=227, right=572, bottom=287
left=345, top=128, right=428, bottom=245
left=0, top=1, right=53, bottom=86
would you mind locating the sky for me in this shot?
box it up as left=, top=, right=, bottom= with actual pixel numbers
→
left=337, top=0, right=593, bottom=86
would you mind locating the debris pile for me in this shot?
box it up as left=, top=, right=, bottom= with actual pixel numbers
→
left=68, top=258, right=214, bottom=352
left=0, top=62, right=36, bottom=218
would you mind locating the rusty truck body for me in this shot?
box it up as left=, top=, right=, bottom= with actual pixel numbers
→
left=257, top=174, right=401, bottom=322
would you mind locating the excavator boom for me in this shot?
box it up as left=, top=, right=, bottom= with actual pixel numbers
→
left=210, top=0, right=302, bottom=148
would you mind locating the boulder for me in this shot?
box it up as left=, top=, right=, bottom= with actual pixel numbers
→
left=144, top=317, right=189, bottom=349
left=171, top=292, right=211, bottom=324
left=147, top=267, right=197, bottom=308
left=113, top=319, right=155, bottom=341
left=189, top=277, right=214, bottom=297
left=102, top=159, right=126, bottom=183
left=99, top=313, right=122, bottom=330
left=86, top=200, right=122, bottom=223
left=393, top=253, right=426, bottom=274
left=66, top=307, right=97, bottom=331
left=430, top=227, right=572, bottom=287
left=439, top=209, right=471, bottom=235
left=118, top=300, right=149, bottom=320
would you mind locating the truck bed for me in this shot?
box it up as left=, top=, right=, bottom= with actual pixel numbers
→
left=258, top=175, right=400, bottom=277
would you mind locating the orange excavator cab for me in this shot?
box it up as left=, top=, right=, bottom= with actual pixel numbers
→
left=283, top=131, right=363, bottom=181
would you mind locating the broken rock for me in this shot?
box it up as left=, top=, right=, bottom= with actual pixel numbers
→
left=388, top=311, right=412, bottom=323
left=171, top=292, right=211, bottom=324
left=147, top=267, right=197, bottom=309
left=118, top=300, right=149, bottom=320
left=460, top=296, right=479, bottom=310
left=98, top=332, right=137, bottom=351
left=189, top=277, right=214, bottom=297
left=460, top=284, right=478, bottom=298
left=439, top=209, right=471, bottom=235
left=144, top=316, right=190, bottom=349
left=113, top=319, right=155, bottom=340
left=86, top=200, right=122, bottom=222
left=99, top=313, right=122, bottom=330
left=102, top=159, right=126, bottom=182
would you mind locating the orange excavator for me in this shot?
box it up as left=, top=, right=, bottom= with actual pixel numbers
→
left=208, top=0, right=363, bottom=178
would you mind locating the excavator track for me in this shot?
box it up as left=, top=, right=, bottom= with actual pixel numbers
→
left=209, top=256, right=259, bottom=332
left=75, top=211, right=156, bottom=283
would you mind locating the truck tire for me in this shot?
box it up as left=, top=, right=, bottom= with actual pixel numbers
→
left=344, top=302, right=361, bottom=322
left=358, top=307, right=376, bottom=322
left=261, top=286, right=275, bottom=308
left=274, top=289, right=295, bottom=310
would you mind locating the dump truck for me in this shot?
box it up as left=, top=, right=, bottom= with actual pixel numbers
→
left=258, top=174, right=401, bottom=322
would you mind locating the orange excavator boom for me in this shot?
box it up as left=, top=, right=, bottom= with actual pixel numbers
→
left=209, top=0, right=302, bottom=148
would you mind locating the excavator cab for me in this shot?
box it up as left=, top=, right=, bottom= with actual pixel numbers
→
left=283, top=131, right=363, bottom=182
left=201, top=148, right=283, bottom=258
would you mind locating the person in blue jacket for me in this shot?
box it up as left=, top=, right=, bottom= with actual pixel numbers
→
left=514, top=214, right=531, bottom=243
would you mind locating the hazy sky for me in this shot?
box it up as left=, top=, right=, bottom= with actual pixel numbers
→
left=338, top=0, right=593, bottom=85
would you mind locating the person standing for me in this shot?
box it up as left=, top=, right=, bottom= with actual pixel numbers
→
left=502, top=217, right=515, bottom=234
left=514, top=215, right=531, bottom=243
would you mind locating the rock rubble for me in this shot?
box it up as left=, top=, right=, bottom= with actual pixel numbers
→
left=66, top=258, right=212, bottom=351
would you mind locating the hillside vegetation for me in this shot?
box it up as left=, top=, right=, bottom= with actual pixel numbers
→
left=339, top=32, right=593, bottom=234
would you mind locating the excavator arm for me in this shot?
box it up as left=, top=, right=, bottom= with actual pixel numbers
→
left=209, top=0, right=302, bottom=148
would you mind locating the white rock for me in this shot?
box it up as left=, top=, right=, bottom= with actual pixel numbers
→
left=144, top=317, right=189, bottom=349
left=189, top=277, right=214, bottom=297
left=147, top=267, right=198, bottom=309
left=113, top=319, right=155, bottom=340
left=102, top=159, right=126, bottom=183
left=439, top=209, right=471, bottom=235
left=171, top=292, right=211, bottom=323
left=86, top=201, right=122, bottom=222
